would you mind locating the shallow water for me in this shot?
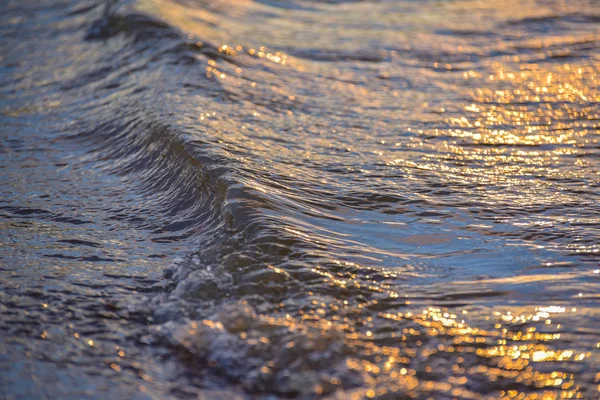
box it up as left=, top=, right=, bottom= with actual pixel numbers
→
left=1, top=0, right=600, bottom=399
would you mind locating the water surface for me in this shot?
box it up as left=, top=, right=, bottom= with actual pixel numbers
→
left=1, top=0, right=599, bottom=398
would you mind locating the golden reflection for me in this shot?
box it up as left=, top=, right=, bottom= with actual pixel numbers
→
left=443, top=62, right=599, bottom=147
left=174, top=298, right=597, bottom=399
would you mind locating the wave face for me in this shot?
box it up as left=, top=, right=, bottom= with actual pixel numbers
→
left=1, top=0, right=600, bottom=398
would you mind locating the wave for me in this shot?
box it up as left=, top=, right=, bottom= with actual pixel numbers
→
left=3, top=0, right=599, bottom=397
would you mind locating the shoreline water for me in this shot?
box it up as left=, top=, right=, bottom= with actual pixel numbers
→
left=1, top=0, right=599, bottom=398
